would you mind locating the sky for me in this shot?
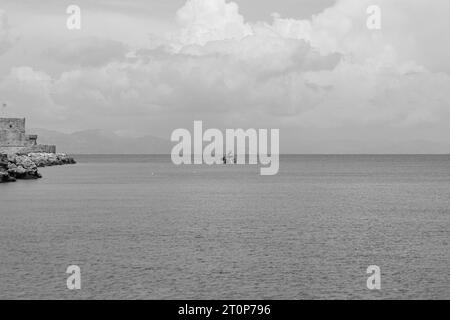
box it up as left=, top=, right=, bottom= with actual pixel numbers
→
left=0, top=0, right=449, bottom=153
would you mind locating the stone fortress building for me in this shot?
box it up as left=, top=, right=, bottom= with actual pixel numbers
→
left=0, top=118, right=56, bottom=154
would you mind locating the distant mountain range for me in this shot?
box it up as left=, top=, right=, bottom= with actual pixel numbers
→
left=31, top=128, right=450, bottom=154
left=31, top=128, right=171, bottom=154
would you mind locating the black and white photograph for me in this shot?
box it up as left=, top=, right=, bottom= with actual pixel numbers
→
left=0, top=0, right=449, bottom=307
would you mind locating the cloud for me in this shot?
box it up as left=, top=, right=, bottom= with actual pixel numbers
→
left=0, top=67, right=67, bottom=123
left=174, top=0, right=253, bottom=47
left=1, top=0, right=450, bottom=151
left=269, top=0, right=450, bottom=72
left=46, top=37, right=128, bottom=67
left=290, top=61, right=450, bottom=128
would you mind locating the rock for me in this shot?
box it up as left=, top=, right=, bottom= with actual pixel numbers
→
left=7, top=154, right=42, bottom=179
left=27, top=153, right=77, bottom=167
left=0, top=154, right=16, bottom=183
left=0, top=154, right=8, bottom=169
left=0, top=152, right=75, bottom=183
left=0, top=171, right=16, bottom=182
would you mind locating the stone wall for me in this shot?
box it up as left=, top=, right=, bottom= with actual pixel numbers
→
left=18, top=144, right=57, bottom=154
left=0, top=144, right=56, bottom=155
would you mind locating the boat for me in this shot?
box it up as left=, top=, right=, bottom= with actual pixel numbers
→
left=222, top=151, right=236, bottom=164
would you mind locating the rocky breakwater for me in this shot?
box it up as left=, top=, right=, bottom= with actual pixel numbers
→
left=0, top=153, right=76, bottom=183
left=27, top=153, right=77, bottom=167
left=1, top=154, right=41, bottom=181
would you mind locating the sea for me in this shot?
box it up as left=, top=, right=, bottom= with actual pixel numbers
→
left=0, top=155, right=449, bottom=299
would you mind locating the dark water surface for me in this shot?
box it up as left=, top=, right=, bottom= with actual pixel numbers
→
left=0, top=155, right=449, bottom=299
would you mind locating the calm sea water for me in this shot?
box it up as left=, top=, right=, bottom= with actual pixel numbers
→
left=0, top=155, right=449, bottom=299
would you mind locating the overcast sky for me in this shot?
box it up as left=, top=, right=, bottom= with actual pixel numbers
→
left=0, top=0, right=449, bottom=153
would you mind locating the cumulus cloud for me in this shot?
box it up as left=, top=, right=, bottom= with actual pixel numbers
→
left=1, top=34, right=341, bottom=124
left=270, top=0, right=450, bottom=72
left=1, top=0, right=450, bottom=150
left=174, top=0, right=252, bottom=47
left=291, top=61, right=450, bottom=127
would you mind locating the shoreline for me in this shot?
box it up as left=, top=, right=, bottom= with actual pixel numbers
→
left=0, top=152, right=76, bottom=183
